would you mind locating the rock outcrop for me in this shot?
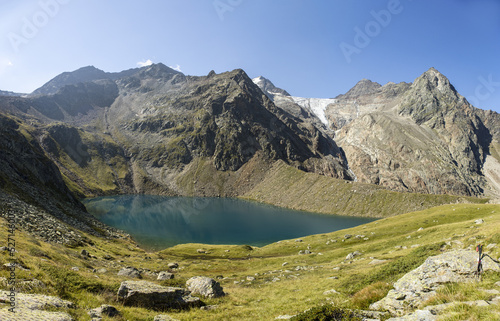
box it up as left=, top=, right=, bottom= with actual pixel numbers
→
left=0, top=291, right=74, bottom=321
left=370, top=250, right=500, bottom=315
left=186, top=276, right=225, bottom=298
left=334, top=68, right=498, bottom=196
left=117, top=280, right=203, bottom=310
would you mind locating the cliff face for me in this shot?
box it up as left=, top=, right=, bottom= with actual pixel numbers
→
left=331, top=68, right=498, bottom=197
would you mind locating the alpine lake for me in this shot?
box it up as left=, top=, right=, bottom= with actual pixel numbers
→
left=83, top=195, right=376, bottom=251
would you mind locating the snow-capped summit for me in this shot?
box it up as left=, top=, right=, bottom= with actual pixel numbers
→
left=252, top=76, right=290, bottom=99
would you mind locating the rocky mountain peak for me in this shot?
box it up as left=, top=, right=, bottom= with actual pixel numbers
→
left=337, top=78, right=382, bottom=99
left=134, top=63, right=182, bottom=79
left=412, top=67, right=459, bottom=98
left=32, top=66, right=108, bottom=96
left=252, top=76, right=290, bottom=100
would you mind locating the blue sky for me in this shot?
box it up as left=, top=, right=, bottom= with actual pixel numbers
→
left=1, top=0, right=500, bottom=111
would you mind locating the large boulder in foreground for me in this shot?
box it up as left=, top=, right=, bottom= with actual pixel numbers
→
left=186, top=276, right=225, bottom=298
left=117, top=281, right=202, bottom=310
left=370, top=250, right=500, bottom=315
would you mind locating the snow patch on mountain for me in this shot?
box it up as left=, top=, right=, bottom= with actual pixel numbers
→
left=290, top=97, right=336, bottom=126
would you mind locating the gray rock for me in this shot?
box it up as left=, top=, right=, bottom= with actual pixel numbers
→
left=96, top=268, right=107, bottom=274
left=168, top=263, right=179, bottom=269
left=275, top=315, right=294, bottom=319
left=81, top=249, right=90, bottom=257
left=475, top=219, right=484, bottom=224
left=323, top=289, right=339, bottom=295
left=0, top=290, right=75, bottom=320
left=117, top=267, right=141, bottom=278
left=88, top=305, right=120, bottom=318
left=0, top=308, right=73, bottom=320
left=387, top=309, right=437, bottom=320
left=186, top=276, right=225, bottom=298
left=0, top=290, right=74, bottom=310
left=371, top=250, right=500, bottom=314
left=117, top=280, right=202, bottom=310
left=344, top=234, right=352, bottom=239
left=200, top=305, right=218, bottom=311
left=295, top=239, right=303, bottom=242
left=346, top=251, right=362, bottom=260
left=158, top=272, right=174, bottom=280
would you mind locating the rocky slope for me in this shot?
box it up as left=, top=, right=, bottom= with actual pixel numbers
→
left=325, top=68, right=499, bottom=197
left=255, top=68, right=500, bottom=198
left=0, top=64, right=352, bottom=204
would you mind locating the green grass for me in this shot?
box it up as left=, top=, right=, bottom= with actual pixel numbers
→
left=0, top=203, right=499, bottom=320
left=243, top=160, right=487, bottom=218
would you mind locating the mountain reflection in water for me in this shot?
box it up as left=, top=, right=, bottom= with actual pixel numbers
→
left=83, top=195, right=375, bottom=251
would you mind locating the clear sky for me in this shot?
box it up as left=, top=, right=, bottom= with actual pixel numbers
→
left=1, top=0, right=500, bottom=111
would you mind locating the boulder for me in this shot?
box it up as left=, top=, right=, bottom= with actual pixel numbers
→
left=0, top=290, right=74, bottom=320
left=186, top=276, right=225, bottom=298
left=158, top=272, right=174, bottom=280
left=117, top=281, right=202, bottom=310
left=117, top=267, right=141, bottom=278
left=88, top=305, right=120, bottom=318
left=370, top=250, right=500, bottom=315
left=168, top=263, right=179, bottom=269
left=345, top=251, right=361, bottom=260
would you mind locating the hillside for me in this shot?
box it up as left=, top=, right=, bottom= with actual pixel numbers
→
left=257, top=68, right=500, bottom=199
left=1, top=200, right=498, bottom=320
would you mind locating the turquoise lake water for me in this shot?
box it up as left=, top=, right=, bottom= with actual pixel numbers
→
left=83, top=195, right=375, bottom=251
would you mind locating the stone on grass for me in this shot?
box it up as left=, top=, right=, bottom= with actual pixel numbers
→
left=118, top=267, right=141, bottom=278
left=323, top=289, right=339, bottom=295
left=345, top=251, right=361, bottom=260
left=186, top=276, right=225, bottom=298
left=0, top=290, right=74, bottom=321
left=370, top=250, right=500, bottom=315
left=158, top=272, right=175, bottom=280
left=168, top=263, right=179, bottom=269
left=117, top=280, right=202, bottom=310
left=88, top=305, right=120, bottom=318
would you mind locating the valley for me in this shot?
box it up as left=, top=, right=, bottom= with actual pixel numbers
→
left=0, top=63, right=499, bottom=320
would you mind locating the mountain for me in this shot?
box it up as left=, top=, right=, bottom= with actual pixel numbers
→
left=31, top=66, right=109, bottom=96
left=0, top=64, right=352, bottom=202
left=0, top=90, right=24, bottom=97
left=1, top=64, right=498, bottom=238
left=252, top=76, right=290, bottom=99
left=327, top=68, right=500, bottom=198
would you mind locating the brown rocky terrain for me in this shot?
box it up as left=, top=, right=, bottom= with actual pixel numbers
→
left=257, top=68, right=500, bottom=198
